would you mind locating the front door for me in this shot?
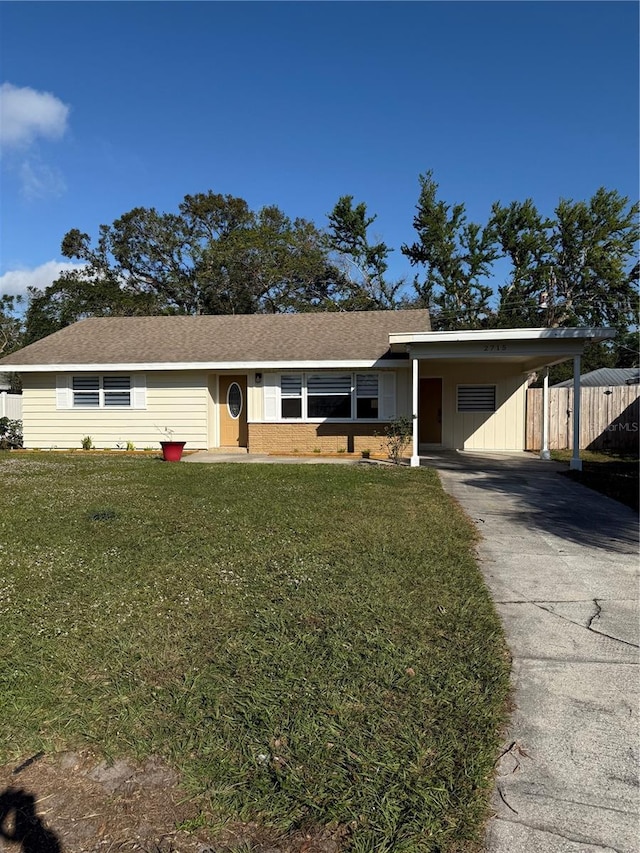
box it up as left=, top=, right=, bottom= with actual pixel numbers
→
left=219, top=375, right=248, bottom=447
left=419, top=378, right=442, bottom=444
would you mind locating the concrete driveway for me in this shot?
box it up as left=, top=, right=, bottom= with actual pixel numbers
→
left=427, top=452, right=639, bottom=853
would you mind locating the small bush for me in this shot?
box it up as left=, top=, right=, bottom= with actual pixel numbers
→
left=0, top=417, right=23, bottom=449
left=81, top=436, right=94, bottom=450
left=384, top=415, right=413, bottom=463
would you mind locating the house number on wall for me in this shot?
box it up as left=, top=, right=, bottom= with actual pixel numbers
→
left=483, top=344, right=508, bottom=352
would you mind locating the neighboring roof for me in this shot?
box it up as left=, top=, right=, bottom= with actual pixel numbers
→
left=0, top=309, right=431, bottom=371
left=552, top=367, right=640, bottom=387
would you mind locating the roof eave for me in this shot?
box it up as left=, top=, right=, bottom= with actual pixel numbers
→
left=6, top=358, right=413, bottom=373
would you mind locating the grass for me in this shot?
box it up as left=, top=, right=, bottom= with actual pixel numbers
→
left=0, top=453, right=509, bottom=852
left=551, top=449, right=639, bottom=512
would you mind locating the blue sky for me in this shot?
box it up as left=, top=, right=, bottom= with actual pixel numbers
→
left=1, top=1, right=638, bottom=300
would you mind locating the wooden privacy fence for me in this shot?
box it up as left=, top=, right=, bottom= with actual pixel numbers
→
left=526, top=386, right=639, bottom=452
left=0, top=391, right=22, bottom=420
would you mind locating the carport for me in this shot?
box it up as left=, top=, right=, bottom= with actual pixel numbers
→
left=388, top=327, right=615, bottom=470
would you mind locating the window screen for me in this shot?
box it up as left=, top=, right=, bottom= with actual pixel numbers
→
left=356, top=374, right=379, bottom=418
left=281, top=375, right=302, bottom=419
left=307, top=374, right=351, bottom=418
left=72, top=376, right=100, bottom=407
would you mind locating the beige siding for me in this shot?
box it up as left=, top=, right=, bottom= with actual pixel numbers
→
left=396, top=367, right=412, bottom=417
left=247, top=373, right=262, bottom=422
left=207, top=375, right=219, bottom=448
left=420, top=363, right=526, bottom=451
left=21, top=371, right=210, bottom=450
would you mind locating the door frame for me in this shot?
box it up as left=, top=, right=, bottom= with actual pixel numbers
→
left=217, top=373, right=248, bottom=448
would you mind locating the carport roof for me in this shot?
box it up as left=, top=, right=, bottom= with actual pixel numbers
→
left=389, top=326, right=616, bottom=373
left=389, top=327, right=615, bottom=345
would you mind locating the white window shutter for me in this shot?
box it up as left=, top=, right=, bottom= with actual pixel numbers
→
left=56, top=375, right=72, bottom=409
left=263, top=373, right=279, bottom=421
left=132, top=374, right=147, bottom=409
left=380, top=372, right=396, bottom=420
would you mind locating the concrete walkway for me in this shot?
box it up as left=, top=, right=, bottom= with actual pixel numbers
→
left=427, top=452, right=639, bottom=853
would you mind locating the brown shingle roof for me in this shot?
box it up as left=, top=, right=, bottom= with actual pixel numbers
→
left=0, top=310, right=430, bottom=367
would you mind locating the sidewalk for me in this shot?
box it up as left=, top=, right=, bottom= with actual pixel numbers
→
left=428, top=452, right=639, bottom=853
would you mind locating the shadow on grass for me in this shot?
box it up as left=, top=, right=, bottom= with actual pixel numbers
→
left=424, top=451, right=638, bottom=554
left=561, top=461, right=639, bottom=513
left=0, top=788, right=62, bottom=853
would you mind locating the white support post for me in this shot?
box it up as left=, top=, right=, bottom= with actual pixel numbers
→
left=410, top=357, right=420, bottom=467
left=569, top=354, right=582, bottom=471
left=540, top=368, right=550, bottom=460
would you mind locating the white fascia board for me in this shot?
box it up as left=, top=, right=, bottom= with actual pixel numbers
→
left=8, top=358, right=411, bottom=373
left=389, top=327, right=616, bottom=345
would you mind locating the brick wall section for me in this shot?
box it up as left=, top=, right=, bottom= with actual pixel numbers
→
left=248, top=423, right=390, bottom=454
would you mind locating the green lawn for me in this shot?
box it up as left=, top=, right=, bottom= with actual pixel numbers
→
left=0, top=454, right=509, bottom=852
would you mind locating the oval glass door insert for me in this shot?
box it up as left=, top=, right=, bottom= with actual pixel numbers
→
left=227, top=382, right=242, bottom=419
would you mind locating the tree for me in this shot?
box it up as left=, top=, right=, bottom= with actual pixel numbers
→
left=325, top=196, right=402, bottom=309
left=0, top=294, right=25, bottom=355
left=613, top=326, right=639, bottom=369
left=0, top=294, right=25, bottom=392
left=190, top=198, right=341, bottom=315
left=23, top=192, right=346, bottom=344
left=401, top=172, right=499, bottom=329
left=490, top=189, right=639, bottom=332
left=23, top=273, right=161, bottom=346
left=487, top=199, right=554, bottom=328
left=490, top=188, right=639, bottom=382
left=548, top=189, right=639, bottom=331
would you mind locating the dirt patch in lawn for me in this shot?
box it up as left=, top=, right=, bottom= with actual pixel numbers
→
left=0, top=751, right=348, bottom=853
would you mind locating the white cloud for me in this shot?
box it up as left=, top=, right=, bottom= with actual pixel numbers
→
left=0, top=83, right=70, bottom=149
left=0, top=261, right=85, bottom=298
left=19, top=158, right=67, bottom=200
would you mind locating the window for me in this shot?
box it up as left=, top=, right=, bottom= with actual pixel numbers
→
left=103, top=376, right=131, bottom=407
left=281, top=375, right=302, bottom=419
left=307, top=374, right=351, bottom=418
left=270, top=372, right=391, bottom=421
left=457, top=385, right=496, bottom=413
left=72, top=376, right=132, bottom=408
left=57, top=374, right=145, bottom=410
left=356, top=374, right=379, bottom=418
left=72, top=376, right=100, bottom=407
left=227, top=382, right=243, bottom=419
